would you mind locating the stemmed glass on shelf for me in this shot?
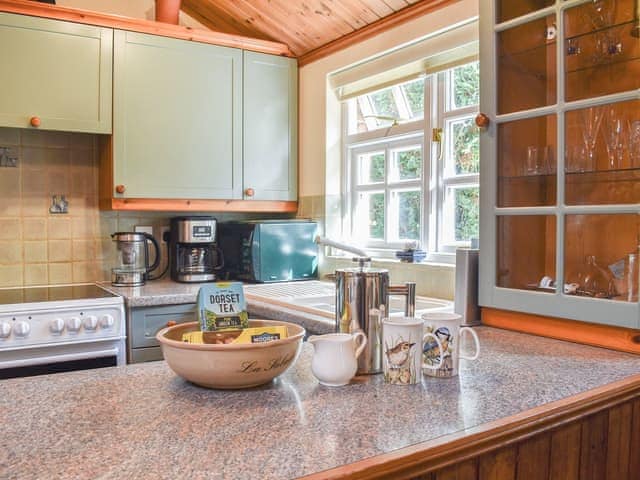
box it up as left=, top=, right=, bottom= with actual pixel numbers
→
left=580, top=106, right=604, bottom=172
left=603, top=107, right=627, bottom=169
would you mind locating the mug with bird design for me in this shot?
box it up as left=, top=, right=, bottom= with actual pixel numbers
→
left=382, top=317, right=443, bottom=385
left=421, top=312, right=480, bottom=378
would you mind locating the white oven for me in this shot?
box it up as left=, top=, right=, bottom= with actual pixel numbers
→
left=0, top=284, right=125, bottom=379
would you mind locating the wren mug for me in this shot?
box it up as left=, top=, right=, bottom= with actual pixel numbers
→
left=382, top=317, right=443, bottom=385
left=421, top=312, right=480, bottom=378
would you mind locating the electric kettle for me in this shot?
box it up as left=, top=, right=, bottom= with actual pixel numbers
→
left=111, top=232, right=161, bottom=286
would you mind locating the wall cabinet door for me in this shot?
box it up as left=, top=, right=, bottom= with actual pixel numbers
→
left=0, top=13, right=112, bottom=133
left=243, top=51, right=298, bottom=201
left=112, top=30, right=243, bottom=200
left=479, top=0, right=640, bottom=329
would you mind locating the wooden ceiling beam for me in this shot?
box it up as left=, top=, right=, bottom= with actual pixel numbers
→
left=298, top=0, right=460, bottom=66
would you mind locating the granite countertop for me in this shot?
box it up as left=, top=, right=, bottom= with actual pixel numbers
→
left=2, top=327, right=640, bottom=479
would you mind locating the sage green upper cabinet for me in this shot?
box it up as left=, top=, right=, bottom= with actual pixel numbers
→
left=243, top=51, right=298, bottom=201
left=0, top=13, right=112, bottom=133
left=112, top=30, right=243, bottom=199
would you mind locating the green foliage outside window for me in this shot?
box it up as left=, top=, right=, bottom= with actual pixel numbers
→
left=399, top=191, right=421, bottom=240
left=453, top=119, right=480, bottom=174
left=369, top=193, right=385, bottom=239
left=455, top=187, right=479, bottom=241
left=453, top=62, right=480, bottom=108
left=402, top=79, right=425, bottom=118
left=370, top=90, right=399, bottom=120
left=395, top=149, right=422, bottom=180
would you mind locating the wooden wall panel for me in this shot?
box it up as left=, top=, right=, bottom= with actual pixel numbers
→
left=434, top=459, right=477, bottom=480
left=478, top=447, right=516, bottom=480
left=516, top=434, right=550, bottom=480
left=549, top=423, right=581, bottom=480
left=579, top=410, right=609, bottom=480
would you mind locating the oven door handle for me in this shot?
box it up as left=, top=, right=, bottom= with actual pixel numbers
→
left=0, top=347, right=119, bottom=369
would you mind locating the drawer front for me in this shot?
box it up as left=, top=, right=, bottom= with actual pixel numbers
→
left=129, top=304, right=197, bottom=349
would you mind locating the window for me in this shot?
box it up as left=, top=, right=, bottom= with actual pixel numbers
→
left=343, top=61, right=480, bottom=260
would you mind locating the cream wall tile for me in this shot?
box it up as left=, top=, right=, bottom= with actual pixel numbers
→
left=48, top=217, right=71, bottom=239
left=71, top=216, right=98, bottom=239
left=116, top=216, right=139, bottom=233
left=22, top=218, right=47, bottom=240
left=72, top=239, right=96, bottom=261
left=0, top=264, right=22, bottom=287
left=24, top=241, right=47, bottom=263
left=70, top=133, right=95, bottom=149
left=22, top=147, right=69, bottom=169
left=0, top=127, right=20, bottom=145
left=21, top=196, right=48, bottom=217
left=48, top=169, right=69, bottom=193
left=21, top=130, right=70, bottom=149
left=48, top=263, right=71, bottom=284
left=0, top=219, right=21, bottom=240
left=0, top=167, right=21, bottom=196
left=48, top=240, right=71, bottom=263
left=22, top=169, right=48, bottom=194
left=98, top=214, right=118, bottom=239
left=0, top=242, right=22, bottom=264
left=72, top=261, right=97, bottom=283
left=24, top=264, right=48, bottom=286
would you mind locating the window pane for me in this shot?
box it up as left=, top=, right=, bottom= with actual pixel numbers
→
left=358, top=151, right=385, bottom=184
left=400, top=78, right=425, bottom=118
left=396, top=190, right=421, bottom=240
left=452, top=62, right=479, bottom=109
left=443, top=186, right=479, bottom=244
left=451, top=118, right=479, bottom=175
left=369, top=89, right=400, bottom=120
left=356, top=192, right=385, bottom=240
left=391, top=146, right=422, bottom=181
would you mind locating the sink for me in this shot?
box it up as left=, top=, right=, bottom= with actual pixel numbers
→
left=244, top=281, right=453, bottom=319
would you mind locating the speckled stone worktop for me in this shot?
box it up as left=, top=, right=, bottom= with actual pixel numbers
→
left=2, top=327, right=640, bottom=480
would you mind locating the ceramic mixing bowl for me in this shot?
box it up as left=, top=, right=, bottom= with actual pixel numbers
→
left=157, top=319, right=305, bottom=389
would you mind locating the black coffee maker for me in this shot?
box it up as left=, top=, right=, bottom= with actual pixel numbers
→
left=170, top=217, right=223, bottom=283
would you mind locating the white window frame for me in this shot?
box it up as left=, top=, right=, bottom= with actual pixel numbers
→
left=342, top=60, right=479, bottom=262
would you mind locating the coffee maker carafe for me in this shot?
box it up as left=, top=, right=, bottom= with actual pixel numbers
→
left=170, top=217, right=222, bottom=283
left=111, top=232, right=161, bottom=286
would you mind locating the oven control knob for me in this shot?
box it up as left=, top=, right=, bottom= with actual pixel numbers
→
left=100, top=314, right=115, bottom=329
left=14, top=321, right=30, bottom=337
left=0, top=322, right=11, bottom=338
left=84, top=315, right=98, bottom=331
left=67, top=317, right=82, bottom=332
left=50, top=318, right=65, bottom=334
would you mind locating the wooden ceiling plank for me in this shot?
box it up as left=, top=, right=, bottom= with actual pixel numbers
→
left=380, top=0, right=411, bottom=11
left=358, top=0, right=395, bottom=18
left=335, top=0, right=382, bottom=24
left=299, top=0, right=459, bottom=66
left=182, top=0, right=273, bottom=40
left=309, top=0, right=369, bottom=31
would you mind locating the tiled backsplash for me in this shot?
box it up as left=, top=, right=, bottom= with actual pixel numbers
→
left=0, top=127, right=290, bottom=288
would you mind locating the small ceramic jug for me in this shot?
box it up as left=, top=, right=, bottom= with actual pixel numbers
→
left=308, top=332, right=367, bottom=386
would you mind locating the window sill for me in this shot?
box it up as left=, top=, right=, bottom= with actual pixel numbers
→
left=325, top=255, right=455, bottom=270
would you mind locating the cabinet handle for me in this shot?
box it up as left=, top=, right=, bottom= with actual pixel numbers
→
left=166, top=321, right=177, bottom=327
left=30, top=116, right=41, bottom=128
left=475, top=113, right=490, bottom=128
left=115, top=185, right=126, bottom=194
left=245, top=188, right=255, bottom=197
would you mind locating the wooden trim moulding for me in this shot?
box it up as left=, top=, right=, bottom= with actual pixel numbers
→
left=298, top=374, right=640, bottom=479
left=298, top=0, right=461, bottom=67
left=482, top=307, right=640, bottom=355
left=104, top=198, right=298, bottom=213
left=0, top=0, right=292, bottom=56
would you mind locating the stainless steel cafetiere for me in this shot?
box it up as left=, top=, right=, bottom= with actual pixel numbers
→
left=335, top=259, right=415, bottom=375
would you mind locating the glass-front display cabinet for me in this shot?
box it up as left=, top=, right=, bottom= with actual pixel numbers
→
left=479, top=0, right=640, bottom=328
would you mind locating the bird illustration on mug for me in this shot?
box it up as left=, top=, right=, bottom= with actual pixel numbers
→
left=385, top=340, right=416, bottom=367
left=423, top=327, right=452, bottom=367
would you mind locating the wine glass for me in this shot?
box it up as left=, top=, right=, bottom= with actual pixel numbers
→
left=603, top=107, right=627, bottom=169
left=628, top=120, right=640, bottom=168
left=580, top=106, right=604, bottom=171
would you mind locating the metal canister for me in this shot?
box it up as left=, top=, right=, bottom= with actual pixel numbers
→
left=335, top=265, right=389, bottom=374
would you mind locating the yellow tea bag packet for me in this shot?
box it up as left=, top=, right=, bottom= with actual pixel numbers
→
left=231, top=326, right=288, bottom=344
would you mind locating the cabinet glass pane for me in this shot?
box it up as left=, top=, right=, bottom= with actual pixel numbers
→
left=498, top=115, right=557, bottom=207
left=565, top=214, right=640, bottom=302
left=497, top=0, right=554, bottom=24
left=565, top=99, right=640, bottom=205
left=497, top=215, right=556, bottom=291
left=498, top=16, right=557, bottom=114
left=564, top=0, right=640, bottom=102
